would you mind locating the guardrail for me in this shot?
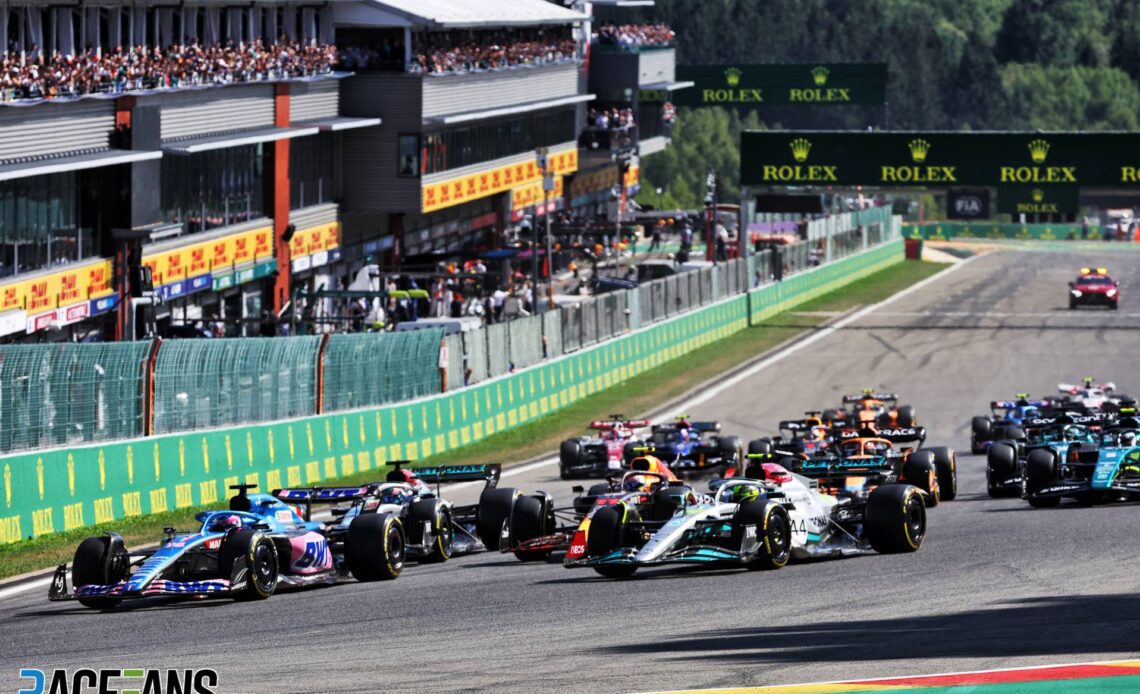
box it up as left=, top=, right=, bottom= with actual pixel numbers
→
left=905, top=221, right=1130, bottom=241
left=0, top=221, right=902, bottom=543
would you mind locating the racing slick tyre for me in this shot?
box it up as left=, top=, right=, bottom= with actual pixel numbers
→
left=73, top=535, right=130, bottom=609
left=1111, top=301, right=1119, bottom=310
left=647, top=483, right=692, bottom=522
left=864, top=484, right=926, bottom=553
left=407, top=498, right=453, bottom=563
left=477, top=487, right=519, bottom=551
left=1025, top=449, right=1062, bottom=508
left=718, top=435, right=743, bottom=466
left=559, top=440, right=582, bottom=480
left=747, top=439, right=773, bottom=457
left=623, top=442, right=640, bottom=466
left=732, top=500, right=791, bottom=570
left=585, top=504, right=640, bottom=578
left=510, top=495, right=550, bottom=561
left=925, top=446, right=958, bottom=501
left=971, top=416, right=992, bottom=454
left=220, top=529, right=279, bottom=599
left=777, top=455, right=802, bottom=474
left=902, top=452, right=940, bottom=507
left=897, top=405, right=916, bottom=427
left=346, top=512, right=405, bottom=581
left=986, top=442, right=1020, bottom=498
left=1069, top=298, right=1077, bottom=310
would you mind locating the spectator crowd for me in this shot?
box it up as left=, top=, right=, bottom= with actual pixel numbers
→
left=0, top=39, right=337, bottom=102
left=587, top=107, right=635, bottom=131
left=591, top=24, right=675, bottom=48
left=408, top=28, right=576, bottom=75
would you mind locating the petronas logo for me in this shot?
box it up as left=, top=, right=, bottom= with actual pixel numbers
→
left=790, top=137, right=812, bottom=163
left=724, top=67, right=742, bottom=86
left=811, top=66, right=830, bottom=86
left=908, top=139, right=931, bottom=163
left=1032, top=188, right=1044, bottom=202
left=1028, top=139, right=1050, bottom=164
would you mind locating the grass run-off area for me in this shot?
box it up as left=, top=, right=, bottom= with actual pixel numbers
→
left=0, top=259, right=949, bottom=580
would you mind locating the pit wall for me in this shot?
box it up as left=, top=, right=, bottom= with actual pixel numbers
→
left=0, top=240, right=903, bottom=544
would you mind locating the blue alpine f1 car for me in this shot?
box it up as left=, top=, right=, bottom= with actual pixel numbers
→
left=970, top=395, right=1053, bottom=454
left=49, top=483, right=406, bottom=608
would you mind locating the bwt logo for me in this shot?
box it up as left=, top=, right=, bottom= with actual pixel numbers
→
left=19, top=667, right=218, bottom=694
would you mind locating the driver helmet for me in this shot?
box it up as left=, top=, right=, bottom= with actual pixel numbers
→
left=1120, top=431, right=1137, bottom=447
left=863, top=441, right=879, bottom=456
left=678, top=428, right=691, bottom=442
left=1023, top=406, right=1039, bottom=418
left=810, top=425, right=829, bottom=442
left=731, top=485, right=760, bottom=504
left=623, top=474, right=649, bottom=492
left=380, top=486, right=408, bottom=505
left=208, top=514, right=243, bottom=533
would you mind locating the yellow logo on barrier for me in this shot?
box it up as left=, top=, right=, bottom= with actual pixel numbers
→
left=153, top=443, right=161, bottom=482
left=37, top=458, right=44, bottom=500
left=246, top=431, right=254, bottom=466
left=1028, top=138, right=1050, bottom=164
left=127, top=445, right=134, bottom=484
left=908, top=139, right=930, bottom=163
left=724, top=67, right=742, bottom=86
left=202, top=437, right=210, bottom=474
left=268, top=429, right=276, bottom=464
left=790, top=138, right=812, bottom=163
left=811, top=66, right=830, bottom=86
left=225, top=435, right=233, bottom=470
left=179, top=439, right=185, bottom=477
left=98, top=451, right=105, bottom=491
left=3, top=464, right=10, bottom=508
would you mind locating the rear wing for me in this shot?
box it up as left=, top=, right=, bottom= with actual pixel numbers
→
left=842, top=392, right=898, bottom=404
left=1059, top=381, right=1116, bottom=394
left=991, top=399, right=1048, bottom=410
left=1024, top=413, right=1113, bottom=430
left=777, top=420, right=810, bottom=433
left=798, top=456, right=893, bottom=477
left=876, top=426, right=927, bottom=445
left=389, top=460, right=501, bottom=487
left=272, top=486, right=375, bottom=521
left=588, top=417, right=650, bottom=431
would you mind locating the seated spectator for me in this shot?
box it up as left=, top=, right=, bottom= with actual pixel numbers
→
left=0, top=38, right=337, bottom=103
left=591, top=24, right=675, bottom=48
left=407, top=27, right=577, bottom=76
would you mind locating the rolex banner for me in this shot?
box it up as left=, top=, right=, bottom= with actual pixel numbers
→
left=741, top=131, right=1140, bottom=187
left=673, top=64, right=887, bottom=107
left=997, top=186, right=1080, bottom=216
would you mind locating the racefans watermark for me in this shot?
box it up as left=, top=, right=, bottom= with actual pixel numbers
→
left=18, top=667, right=219, bottom=694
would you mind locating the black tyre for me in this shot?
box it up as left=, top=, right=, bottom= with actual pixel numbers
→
left=647, top=483, right=691, bottom=522
left=586, top=504, right=639, bottom=578
left=476, top=487, right=518, bottom=551
left=821, top=408, right=839, bottom=425
left=971, top=416, right=992, bottom=454
left=777, top=455, right=802, bottom=474
left=902, top=451, right=940, bottom=507
left=747, top=439, right=773, bottom=457
left=510, top=495, right=549, bottom=561
left=1025, top=449, right=1062, bottom=508
left=986, top=442, right=1019, bottom=498
left=717, top=435, right=742, bottom=464
left=876, top=412, right=893, bottom=428
left=345, top=512, right=404, bottom=581
left=732, top=500, right=791, bottom=570
left=220, top=529, right=279, bottom=599
left=559, top=440, right=582, bottom=480
left=864, top=484, right=927, bottom=553
left=1111, top=301, right=1119, bottom=311
left=925, top=446, right=958, bottom=501
left=622, top=441, right=639, bottom=465
left=897, top=405, right=916, bottom=427
left=1069, top=298, right=1077, bottom=310
left=407, top=499, right=453, bottom=563
left=72, top=535, right=130, bottom=609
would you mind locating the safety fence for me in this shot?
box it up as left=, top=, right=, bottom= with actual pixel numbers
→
left=905, top=221, right=1103, bottom=241
left=0, top=236, right=905, bottom=543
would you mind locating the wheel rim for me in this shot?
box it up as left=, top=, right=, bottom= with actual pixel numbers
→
left=387, top=524, right=405, bottom=571
left=904, top=495, right=925, bottom=546
left=766, top=512, right=791, bottom=563
left=438, top=511, right=454, bottom=557
left=251, top=541, right=277, bottom=591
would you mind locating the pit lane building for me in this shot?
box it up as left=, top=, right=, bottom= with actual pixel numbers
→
left=0, top=0, right=681, bottom=342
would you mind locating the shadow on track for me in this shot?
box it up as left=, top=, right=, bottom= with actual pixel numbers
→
left=596, top=594, right=1140, bottom=663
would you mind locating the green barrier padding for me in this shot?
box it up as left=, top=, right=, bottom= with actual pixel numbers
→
left=905, top=222, right=1101, bottom=241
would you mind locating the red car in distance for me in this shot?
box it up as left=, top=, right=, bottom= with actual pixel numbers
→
left=1069, top=267, right=1119, bottom=310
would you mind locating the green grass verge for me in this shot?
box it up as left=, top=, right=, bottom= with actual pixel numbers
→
left=0, top=259, right=948, bottom=580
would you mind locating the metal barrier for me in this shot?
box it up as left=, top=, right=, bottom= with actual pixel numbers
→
left=321, top=331, right=441, bottom=415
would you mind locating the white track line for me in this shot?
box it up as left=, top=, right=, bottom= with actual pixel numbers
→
left=0, top=258, right=975, bottom=602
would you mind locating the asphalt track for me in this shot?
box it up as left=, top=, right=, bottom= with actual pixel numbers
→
left=4, top=247, right=1140, bottom=694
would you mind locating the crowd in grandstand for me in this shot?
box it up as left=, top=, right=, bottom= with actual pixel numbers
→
left=0, top=39, right=337, bottom=102
left=587, top=107, right=636, bottom=131
left=591, top=24, right=675, bottom=48
left=408, top=28, right=577, bottom=75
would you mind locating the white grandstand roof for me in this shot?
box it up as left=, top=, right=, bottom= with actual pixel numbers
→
left=364, top=0, right=588, bottom=28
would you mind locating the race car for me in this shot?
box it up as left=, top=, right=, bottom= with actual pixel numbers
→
left=746, top=416, right=834, bottom=459
left=1022, top=416, right=1140, bottom=507
left=1055, top=377, right=1131, bottom=412
left=985, top=413, right=1112, bottom=498
left=639, top=416, right=742, bottom=475
left=558, top=415, right=650, bottom=479
left=275, top=462, right=502, bottom=562
left=49, top=483, right=406, bottom=608
left=487, top=455, right=687, bottom=561
left=1069, top=267, right=1119, bottom=309
left=574, top=457, right=928, bottom=578
left=829, top=389, right=916, bottom=430
left=970, top=394, right=1054, bottom=454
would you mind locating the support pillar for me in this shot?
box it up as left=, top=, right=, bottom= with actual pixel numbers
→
left=272, top=83, right=292, bottom=314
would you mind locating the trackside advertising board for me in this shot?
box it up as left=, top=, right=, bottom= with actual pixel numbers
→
left=674, top=63, right=887, bottom=107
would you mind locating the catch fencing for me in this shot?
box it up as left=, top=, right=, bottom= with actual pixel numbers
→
left=0, top=209, right=900, bottom=457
